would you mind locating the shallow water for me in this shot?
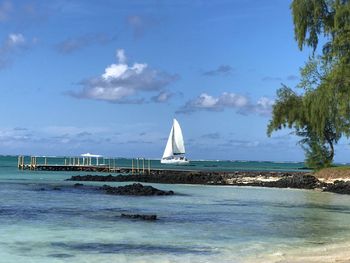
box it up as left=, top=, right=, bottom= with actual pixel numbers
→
left=1, top=156, right=350, bottom=262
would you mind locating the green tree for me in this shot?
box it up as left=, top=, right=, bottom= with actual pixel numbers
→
left=267, top=83, right=340, bottom=169
left=268, top=0, right=349, bottom=169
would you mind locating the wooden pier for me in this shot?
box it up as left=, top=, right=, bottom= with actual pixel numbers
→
left=17, top=155, right=152, bottom=175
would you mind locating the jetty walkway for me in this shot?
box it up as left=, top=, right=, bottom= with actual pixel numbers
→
left=16, top=155, right=198, bottom=175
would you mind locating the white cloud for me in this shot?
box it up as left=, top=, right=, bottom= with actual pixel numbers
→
left=102, top=49, right=147, bottom=80
left=193, top=93, right=219, bottom=109
left=102, top=63, right=128, bottom=80
left=0, top=33, right=32, bottom=69
left=116, top=49, right=126, bottom=64
left=8, top=33, right=25, bottom=46
left=255, top=97, right=274, bottom=115
left=177, top=92, right=274, bottom=116
left=219, top=92, right=249, bottom=107
left=151, top=90, right=174, bottom=103
left=69, top=49, right=178, bottom=103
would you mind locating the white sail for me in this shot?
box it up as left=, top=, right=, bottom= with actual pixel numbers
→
left=172, top=119, right=185, bottom=155
left=161, top=118, right=188, bottom=164
left=162, top=125, right=174, bottom=159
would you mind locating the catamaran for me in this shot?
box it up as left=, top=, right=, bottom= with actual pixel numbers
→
left=161, top=119, right=189, bottom=164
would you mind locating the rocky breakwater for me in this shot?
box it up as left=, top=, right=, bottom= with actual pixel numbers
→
left=237, top=174, right=320, bottom=189
left=100, top=183, right=174, bottom=196
left=68, top=172, right=350, bottom=195
left=68, top=171, right=302, bottom=185
left=323, top=180, right=350, bottom=195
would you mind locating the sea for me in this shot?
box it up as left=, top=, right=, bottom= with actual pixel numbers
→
left=1, top=155, right=350, bottom=262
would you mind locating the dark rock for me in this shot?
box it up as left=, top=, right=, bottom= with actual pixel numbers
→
left=266, top=174, right=319, bottom=189
left=52, top=187, right=61, bottom=191
left=67, top=171, right=309, bottom=186
left=100, top=183, right=174, bottom=196
left=68, top=173, right=228, bottom=185
left=226, top=174, right=320, bottom=190
left=66, top=172, right=350, bottom=195
left=73, top=183, right=84, bottom=187
left=121, top=213, right=157, bottom=221
left=323, top=180, right=350, bottom=195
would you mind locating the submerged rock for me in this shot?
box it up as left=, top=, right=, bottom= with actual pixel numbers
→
left=121, top=213, right=157, bottom=221
left=100, top=183, right=174, bottom=196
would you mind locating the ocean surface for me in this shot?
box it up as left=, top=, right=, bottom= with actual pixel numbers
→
left=1, top=156, right=350, bottom=262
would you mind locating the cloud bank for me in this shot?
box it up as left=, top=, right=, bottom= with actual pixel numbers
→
left=69, top=49, right=178, bottom=103
left=177, top=92, right=274, bottom=116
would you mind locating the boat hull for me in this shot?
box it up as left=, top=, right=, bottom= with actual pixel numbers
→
left=161, top=157, right=189, bottom=165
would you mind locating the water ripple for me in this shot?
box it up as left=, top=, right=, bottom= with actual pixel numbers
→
left=50, top=242, right=215, bottom=255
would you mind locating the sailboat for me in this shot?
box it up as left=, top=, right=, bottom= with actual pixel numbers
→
left=161, top=119, right=189, bottom=164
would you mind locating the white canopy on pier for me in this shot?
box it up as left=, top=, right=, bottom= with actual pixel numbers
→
left=80, top=153, right=102, bottom=158
left=80, top=153, right=102, bottom=165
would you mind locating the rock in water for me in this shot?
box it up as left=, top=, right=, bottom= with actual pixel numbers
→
left=121, top=213, right=157, bottom=220
left=100, top=183, right=174, bottom=196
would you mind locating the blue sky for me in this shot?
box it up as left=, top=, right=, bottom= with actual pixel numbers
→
left=0, top=0, right=348, bottom=162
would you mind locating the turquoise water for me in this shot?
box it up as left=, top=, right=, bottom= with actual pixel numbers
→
left=1, top=156, right=350, bottom=262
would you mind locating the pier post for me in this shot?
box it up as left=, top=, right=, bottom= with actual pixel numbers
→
left=17, top=156, right=20, bottom=168
left=131, top=159, right=134, bottom=175
left=137, top=158, right=139, bottom=173
left=142, top=158, right=145, bottom=174
left=148, top=159, right=150, bottom=175
left=45, top=157, right=47, bottom=166
left=31, top=156, right=35, bottom=170
left=21, top=156, right=24, bottom=170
